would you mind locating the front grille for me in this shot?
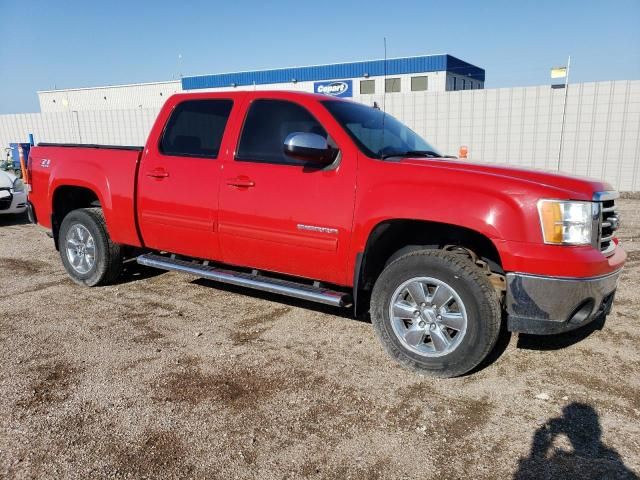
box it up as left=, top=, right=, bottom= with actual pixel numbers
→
left=599, top=199, right=619, bottom=255
left=0, top=188, right=12, bottom=211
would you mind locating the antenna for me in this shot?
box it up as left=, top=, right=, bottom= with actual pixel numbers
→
left=383, top=37, right=387, bottom=113
left=381, top=37, right=388, bottom=158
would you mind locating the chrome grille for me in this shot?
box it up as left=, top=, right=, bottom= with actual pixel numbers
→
left=599, top=199, right=619, bottom=255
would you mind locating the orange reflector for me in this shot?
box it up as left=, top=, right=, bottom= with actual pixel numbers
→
left=539, top=201, right=563, bottom=243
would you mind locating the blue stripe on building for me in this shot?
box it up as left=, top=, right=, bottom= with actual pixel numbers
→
left=181, top=54, right=484, bottom=90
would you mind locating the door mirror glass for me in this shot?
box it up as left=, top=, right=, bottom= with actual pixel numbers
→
left=283, top=132, right=334, bottom=165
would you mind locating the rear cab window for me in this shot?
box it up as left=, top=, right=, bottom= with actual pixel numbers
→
left=160, top=100, right=233, bottom=158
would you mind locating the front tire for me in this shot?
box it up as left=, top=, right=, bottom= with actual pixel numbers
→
left=59, top=208, right=122, bottom=286
left=371, top=249, right=501, bottom=377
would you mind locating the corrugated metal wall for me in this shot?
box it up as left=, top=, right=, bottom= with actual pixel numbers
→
left=38, top=81, right=181, bottom=113
left=2, top=80, right=639, bottom=190
left=359, top=80, right=640, bottom=191
left=181, top=54, right=484, bottom=90
left=0, top=109, right=158, bottom=147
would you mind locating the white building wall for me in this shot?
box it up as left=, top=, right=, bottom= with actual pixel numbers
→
left=3, top=80, right=640, bottom=191
left=36, top=72, right=457, bottom=112
left=0, top=109, right=158, bottom=147
left=178, top=72, right=450, bottom=96
left=38, top=81, right=182, bottom=112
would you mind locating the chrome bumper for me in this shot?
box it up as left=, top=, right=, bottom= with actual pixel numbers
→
left=506, top=270, right=621, bottom=335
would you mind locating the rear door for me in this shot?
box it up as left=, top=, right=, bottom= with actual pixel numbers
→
left=137, top=98, right=234, bottom=259
left=218, top=95, right=358, bottom=286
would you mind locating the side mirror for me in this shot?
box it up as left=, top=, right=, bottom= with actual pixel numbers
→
left=284, top=132, right=334, bottom=165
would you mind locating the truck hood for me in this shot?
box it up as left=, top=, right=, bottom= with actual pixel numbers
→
left=0, top=170, right=18, bottom=189
left=399, top=157, right=613, bottom=199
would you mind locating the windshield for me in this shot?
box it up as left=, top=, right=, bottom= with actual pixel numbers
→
left=322, top=100, right=441, bottom=159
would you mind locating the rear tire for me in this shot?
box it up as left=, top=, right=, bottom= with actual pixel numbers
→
left=59, top=208, right=122, bottom=286
left=371, top=249, right=500, bottom=377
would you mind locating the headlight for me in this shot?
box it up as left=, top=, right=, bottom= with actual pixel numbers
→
left=537, top=199, right=596, bottom=245
left=12, top=178, right=25, bottom=193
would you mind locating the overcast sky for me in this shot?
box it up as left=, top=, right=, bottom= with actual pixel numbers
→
left=1, top=0, right=639, bottom=113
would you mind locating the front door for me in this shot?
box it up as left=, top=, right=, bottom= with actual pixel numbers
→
left=137, top=98, right=234, bottom=259
left=218, top=96, right=358, bottom=286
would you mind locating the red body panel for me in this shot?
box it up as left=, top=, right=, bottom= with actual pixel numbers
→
left=135, top=93, right=241, bottom=259
left=28, top=146, right=142, bottom=247
left=217, top=92, right=359, bottom=285
left=498, top=238, right=626, bottom=277
left=28, top=90, right=625, bottom=288
left=346, top=155, right=625, bottom=280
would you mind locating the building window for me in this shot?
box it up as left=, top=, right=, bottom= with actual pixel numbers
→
left=360, top=79, right=375, bottom=94
left=411, top=76, right=428, bottom=92
left=452, top=77, right=457, bottom=90
left=462, top=79, right=466, bottom=90
left=385, top=78, right=401, bottom=93
left=160, top=99, right=233, bottom=158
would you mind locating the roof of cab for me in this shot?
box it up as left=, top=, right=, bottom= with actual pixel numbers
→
left=167, top=90, right=343, bottom=102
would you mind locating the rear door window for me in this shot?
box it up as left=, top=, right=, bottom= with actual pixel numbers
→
left=160, top=100, right=233, bottom=158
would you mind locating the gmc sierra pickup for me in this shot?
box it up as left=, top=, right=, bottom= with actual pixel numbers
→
left=27, top=91, right=625, bottom=377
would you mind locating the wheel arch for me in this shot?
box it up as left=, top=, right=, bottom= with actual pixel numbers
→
left=51, top=185, right=102, bottom=249
left=353, top=218, right=503, bottom=316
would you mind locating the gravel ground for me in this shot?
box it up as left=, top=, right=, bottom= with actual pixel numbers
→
left=1, top=201, right=639, bottom=479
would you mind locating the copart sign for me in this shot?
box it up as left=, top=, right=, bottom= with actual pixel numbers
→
left=314, top=80, right=353, bottom=98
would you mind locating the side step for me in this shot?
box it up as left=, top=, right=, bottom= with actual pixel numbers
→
left=136, top=253, right=352, bottom=308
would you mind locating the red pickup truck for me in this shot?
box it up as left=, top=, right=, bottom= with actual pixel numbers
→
left=27, top=91, right=625, bottom=377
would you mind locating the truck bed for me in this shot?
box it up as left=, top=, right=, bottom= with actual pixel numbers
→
left=37, top=143, right=143, bottom=151
left=28, top=143, right=144, bottom=247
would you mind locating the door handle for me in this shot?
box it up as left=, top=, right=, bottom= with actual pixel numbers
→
left=146, top=168, right=169, bottom=179
left=226, top=176, right=255, bottom=188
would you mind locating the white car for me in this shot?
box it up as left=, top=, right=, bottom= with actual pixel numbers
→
left=0, top=170, right=27, bottom=215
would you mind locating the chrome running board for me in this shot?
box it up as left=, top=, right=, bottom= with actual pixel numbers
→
left=136, top=253, right=351, bottom=308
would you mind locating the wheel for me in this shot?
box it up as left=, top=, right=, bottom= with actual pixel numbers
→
left=371, top=249, right=501, bottom=377
left=59, top=208, right=122, bottom=286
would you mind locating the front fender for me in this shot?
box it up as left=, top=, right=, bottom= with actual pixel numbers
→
left=352, top=182, right=534, bottom=254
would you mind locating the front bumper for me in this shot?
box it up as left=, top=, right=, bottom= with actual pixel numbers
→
left=506, top=269, right=621, bottom=334
left=0, top=190, right=27, bottom=215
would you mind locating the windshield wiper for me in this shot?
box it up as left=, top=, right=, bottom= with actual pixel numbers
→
left=380, top=150, right=442, bottom=160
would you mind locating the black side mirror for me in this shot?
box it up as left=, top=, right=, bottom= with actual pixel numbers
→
left=283, top=132, right=334, bottom=165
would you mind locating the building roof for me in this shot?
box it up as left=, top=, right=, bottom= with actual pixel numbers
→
left=181, top=54, right=485, bottom=90
left=37, top=80, right=181, bottom=94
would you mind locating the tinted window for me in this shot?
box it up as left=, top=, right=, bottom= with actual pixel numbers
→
left=237, top=99, right=328, bottom=165
left=385, top=78, right=401, bottom=93
left=411, top=76, right=428, bottom=91
left=160, top=100, right=233, bottom=158
left=322, top=100, right=440, bottom=159
left=360, top=79, right=375, bottom=94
